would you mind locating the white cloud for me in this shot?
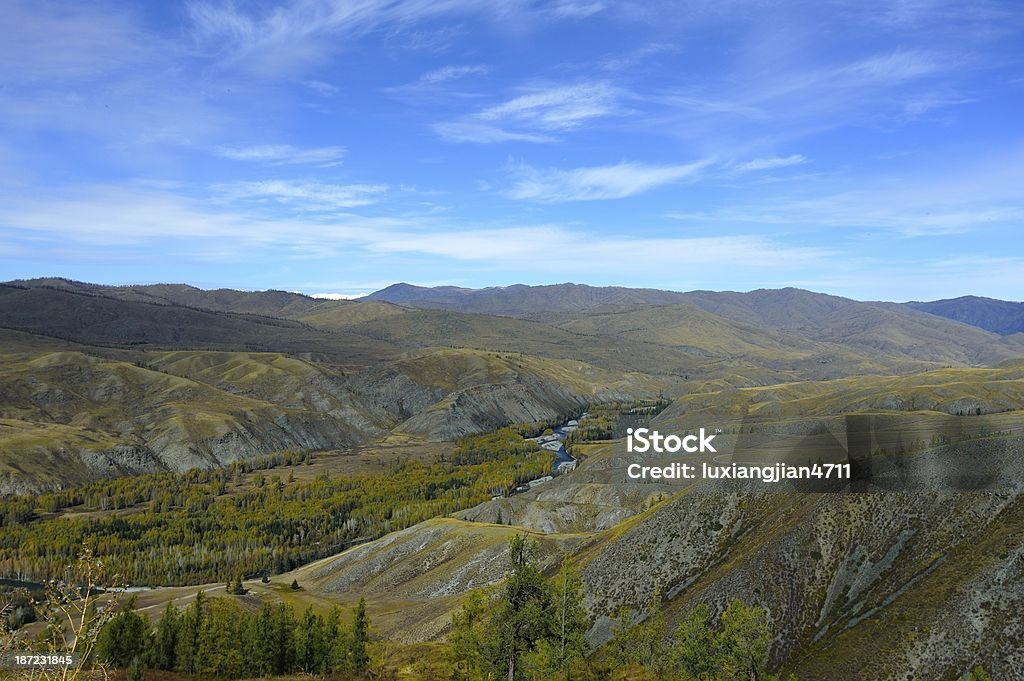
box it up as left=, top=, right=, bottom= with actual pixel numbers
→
left=548, top=1, right=605, bottom=18
left=300, top=79, right=339, bottom=95
left=479, top=82, right=623, bottom=131
left=215, top=180, right=387, bottom=210
left=385, top=64, right=490, bottom=99
left=669, top=195, right=1024, bottom=238
left=666, top=147, right=1024, bottom=237
left=215, top=145, right=347, bottom=166
left=184, top=0, right=595, bottom=77
left=309, top=292, right=364, bottom=299
left=0, top=2, right=154, bottom=84
left=600, top=42, right=677, bottom=72
left=437, top=82, right=626, bottom=143
left=417, top=64, right=490, bottom=85
left=506, top=159, right=713, bottom=202
left=433, top=122, right=555, bottom=144
left=0, top=183, right=830, bottom=273
left=734, top=155, right=807, bottom=172
left=841, top=50, right=941, bottom=84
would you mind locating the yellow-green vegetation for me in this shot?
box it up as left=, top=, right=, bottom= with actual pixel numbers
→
left=660, top=362, right=1024, bottom=425
left=94, top=593, right=372, bottom=679
left=298, top=300, right=408, bottom=328
left=0, top=446, right=552, bottom=586
left=337, top=307, right=713, bottom=375
left=557, top=303, right=822, bottom=360
left=441, top=535, right=590, bottom=681
left=392, top=347, right=658, bottom=395
left=449, top=426, right=540, bottom=465
left=570, top=399, right=671, bottom=442
left=599, top=597, right=790, bottom=681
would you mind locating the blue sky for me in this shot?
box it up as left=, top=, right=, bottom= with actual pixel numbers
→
left=1, top=0, right=1022, bottom=301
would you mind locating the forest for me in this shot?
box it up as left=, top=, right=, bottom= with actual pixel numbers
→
left=94, top=594, right=371, bottom=679
left=0, top=432, right=550, bottom=586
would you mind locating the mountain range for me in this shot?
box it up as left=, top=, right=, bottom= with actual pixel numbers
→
left=3, top=277, right=1023, bottom=494
left=2, top=278, right=1024, bottom=678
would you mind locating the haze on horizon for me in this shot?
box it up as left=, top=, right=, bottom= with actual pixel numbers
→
left=1, top=0, right=1022, bottom=300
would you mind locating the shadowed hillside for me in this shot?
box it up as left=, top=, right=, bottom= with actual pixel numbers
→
left=908, top=295, right=1024, bottom=335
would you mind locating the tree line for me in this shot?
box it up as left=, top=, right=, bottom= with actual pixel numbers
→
left=0, top=450, right=551, bottom=586
left=96, top=593, right=371, bottom=679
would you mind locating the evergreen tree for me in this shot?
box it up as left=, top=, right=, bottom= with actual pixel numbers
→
left=95, top=595, right=152, bottom=668
left=671, top=602, right=717, bottom=678
left=449, top=590, right=495, bottom=680
left=493, top=535, right=552, bottom=681
left=718, top=598, right=772, bottom=680
left=609, top=594, right=667, bottom=672
left=196, top=597, right=245, bottom=678
left=271, top=602, right=295, bottom=674
left=174, top=590, right=204, bottom=674
left=350, top=597, right=370, bottom=675
left=294, top=605, right=330, bottom=674
left=244, top=602, right=277, bottom=676
left=553, top=556, right=589, bottom=670
left=153, top=601, right=180, bottom=671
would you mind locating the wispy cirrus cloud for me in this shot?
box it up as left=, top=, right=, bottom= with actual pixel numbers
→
left=505, top=159, right=713, bottom=202
left=436, top=81, right=626, bottom=143
left=433, top=122, right=556, bottom=144
left=185, top=0, right=598, bottom=77
left=416, top=64, right=490, bottom=86
left=669, top=198, right=1024, bottom=238
left=0, top=183, right=828, bottom=272
left=214, top=145, right=347, bottom=166
left=385, top=64, right=490, bottom=98
left=733, top=155, right=807, bottom=172
left=0, top=2, right=155, bottom=84
left=214, top=180, right=388, bottom=210
left=479, top=82, right=624, bottom=131
left=548, top=1, right=605, bottom=19
left=299, top=79, right=339, bottom=95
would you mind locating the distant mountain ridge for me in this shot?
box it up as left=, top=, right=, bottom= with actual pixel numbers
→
left=908, top=295, right=1024, bottom=335
left=10, top=277, right=341, bottom=319
left=363, top=281, right=1024, bottom=337
left=3, top=277, right=1023, bottom=492
left=362, top=282, right=695, bottom=319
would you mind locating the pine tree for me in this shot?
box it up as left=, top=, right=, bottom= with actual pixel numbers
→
left=351, top=597, right=370, bottom=675
left=449, top=590, right=494, bottom=678
left=95, top=595, right=152, bottom=668
left=174, top=590, right=204, bottom=674
left=552, top=555, right=588, bottom=671
left=609, top=593, right=666, bottom=671
left=718, top=598, right=772, bottom=679
left=153, top=601, right=180, bottom=671
left=671, top=603, right=716, bottom=677
left=494, top=535, right=551, bottom=681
